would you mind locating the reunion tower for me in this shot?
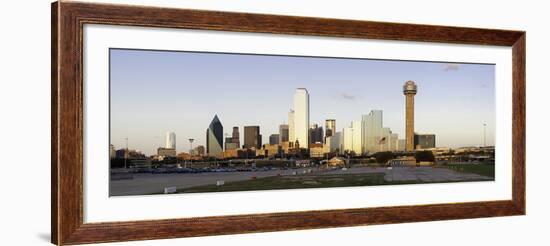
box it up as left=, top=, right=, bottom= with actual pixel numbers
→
left=403, top=80, right=417, bottom=152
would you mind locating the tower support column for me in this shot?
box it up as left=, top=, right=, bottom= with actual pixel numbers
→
left=403, top=81, right=417, bottom=152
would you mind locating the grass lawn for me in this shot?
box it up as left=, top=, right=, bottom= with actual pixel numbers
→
left=168, top=166, right=494, bottom=194
left=174, top=172, right=472, bottom=194
left=441, top=164, right=495, bottom=178
left=177, top=173, right=389, bottom=193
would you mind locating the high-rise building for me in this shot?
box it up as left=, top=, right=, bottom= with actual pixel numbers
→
left=342, top=127, right=354, bottom=154
left=403, top=80, right=417, bottom=151
left=165, top=131, right=176, bottom=149
left=225, top=137, right=238, bottom=150
left=309, top=124, right=324, bottom=144
left=206, top=115, right=223, bottom=157
left=269, top=134, right=280, bottom=145
left=231, top=126, right=240, bottom=148
left=362, top=110, right=399, bottom=154
left=325, top=131, right=342, bottom=153
left=414, top=133, right=436, bottom=149
left=288, top=110, right=295, bottom=143
left=342, top=121, right=362, bottom=155
left=389, top=133, right=399, bottom=151
left=379, top=127, right=392, bottom=152
left=244, top=126, right=262, bottom=149
left=362, top=110, right=382, bottom=154
left=279, top=124, right=289, bottom=143
left=351, top=121, right=362, bottom=154
left=293, top=88, right=310, bottom=148
left=331, top=132, right=342, bottom=153
left=325, top=119, right=336, bottom=140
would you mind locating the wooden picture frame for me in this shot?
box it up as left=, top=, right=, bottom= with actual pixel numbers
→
left=52, top=1, right=525, bottom=245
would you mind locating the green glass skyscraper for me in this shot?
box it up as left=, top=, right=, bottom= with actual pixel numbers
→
left=206, top=115, right=223, bottom=157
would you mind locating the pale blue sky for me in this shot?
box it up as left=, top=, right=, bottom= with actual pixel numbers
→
left=110, top=49, right=495, bottom=155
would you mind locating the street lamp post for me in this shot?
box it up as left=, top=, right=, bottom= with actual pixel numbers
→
left=350, top=128, right=354, bottom=163
left=124, top=137, right=128, bottom=169
left=188, top=138, right=195, bottom=154
left=187, top=139, right=194, bottom=168
left=483, top=123, right=487, bottom=148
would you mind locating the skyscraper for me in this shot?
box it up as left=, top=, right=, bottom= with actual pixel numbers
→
left=342, top=121, right=362, bottom=155
left=165, top=131, right=176, bottom=149
left=206, top=115, right=223, bottom=157
left=293, top=88, right=309, bottom=148
left=379, top=127, right=392, bottom=152
left=279, top=124, right=289, bottom=143
left=362, top=110, right=399, bottom=153
left=351, top=120, right=362, bottom=154
left=288, top=110, right=295, bottom=144
left=231, top=126, right=240, bottom=147
left=225, top=137, right=238, bottom=150
left=269, top=134, right=280, bottom=145
left=362, top=110, right=382, bottom=154
left=389, top=133, right=399, bottom=152
left=309, top=124, right=324, bottom=145
left=244, top=126, right=262, bottom=149
left=325, top=119, right=336, bottom=140
left=403, top=80, right=417, bottom=151
left=328, top=132, right=342, bottom=153
left=342, top=127, right=354, bottom=154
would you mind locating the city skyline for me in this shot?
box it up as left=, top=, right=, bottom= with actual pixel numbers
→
left=110, top=49, right=495, bottom=155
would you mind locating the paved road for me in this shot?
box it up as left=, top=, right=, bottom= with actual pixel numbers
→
left=110, top=166, right=493, bottom=196
left=110, top=168, right=312, bottom=196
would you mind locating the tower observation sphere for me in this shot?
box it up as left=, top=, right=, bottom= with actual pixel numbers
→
left=403, top=80, right=417, bottom=95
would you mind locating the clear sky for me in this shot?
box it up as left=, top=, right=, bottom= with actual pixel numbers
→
left=110, top=48, right=495, bottom=155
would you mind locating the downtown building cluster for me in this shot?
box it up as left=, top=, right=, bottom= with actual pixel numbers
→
left=109, top=81, right=439, bottom=165
left=202, top=82, right=436, bottom=159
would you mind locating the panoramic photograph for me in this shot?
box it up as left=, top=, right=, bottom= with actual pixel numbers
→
left=109, top=48, right=496, bottom=196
